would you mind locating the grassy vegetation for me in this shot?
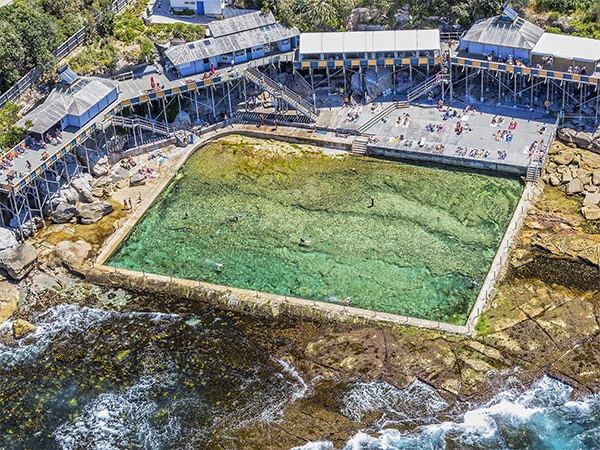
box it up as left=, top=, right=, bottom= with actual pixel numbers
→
left=66, top=1, right=206, bottom=75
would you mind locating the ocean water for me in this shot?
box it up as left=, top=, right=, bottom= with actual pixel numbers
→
left=2, top=302, right=599, bottom=449
left=294, top=376, right=600, bottom=450
left=108, top=141, right=522, bottom=324
left=0, top=303, right=306, bottom=449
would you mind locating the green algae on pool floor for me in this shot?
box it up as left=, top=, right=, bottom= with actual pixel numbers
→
left=107, top=138, right=523, bottom=324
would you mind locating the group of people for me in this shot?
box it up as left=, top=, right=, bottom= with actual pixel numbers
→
left=45, top=128, right=62, bottom=146
left=396, top=113, right=412, bottom=128
left=120, top=156, right=137, bottom=170
left=454, top=146, right=490, bottom=159
left=494, top=129, right=514, bottom=142
left=425, top=123, right=446, bottom=133
left=567, top=65, right=587, bottom=75
left=342, top=104, right=363, bottom=124
left=454, top=121, right=473, bottom=136
left=526, top=140, right=546, bottom=161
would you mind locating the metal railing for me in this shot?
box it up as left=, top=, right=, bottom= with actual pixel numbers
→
left=406, top=73, right=449, bottom=103
left=244, top=67, right=319, bottom=121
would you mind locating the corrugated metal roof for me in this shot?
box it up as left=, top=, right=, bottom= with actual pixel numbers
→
left=221, top=8, right=260, bottom=19
left=166, top=24, right=299, bottom=65
left=208, top=11, right=276, bottom=37
left=462, top=15, right=543, bottom=50
left=299, top=29, right=440, bottom=55
left=532, top=32, right=600, bottom=62
left=17, top=77, right=118, bottom=133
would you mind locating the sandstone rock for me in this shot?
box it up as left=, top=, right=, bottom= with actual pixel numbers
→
left=585, top=185, right=598, bottom=193
left=76, top=147, right=110, bottom=177
left=573, top=131, right=594, bottom=149
left=50, top=202, right=77, bottom=224
left=0, top=228, right=18, bottom=252
left=76, top=201, right=113, bottom=225
left=583, top=192, right=600, bottom=206
left=581, top=205, right=600, bottom=220
left=553, top=152, right=575, bottom=166
left=111, top=166, right=130, bottom=183
left=548, top=175, right=561, bottom=186
left=115, top=179, right=129, bottom=189
left=12, top=318, right=36, bottom=339
left=566, top=178, right=583, bottom=194
left=71, top=173, right=95, bottom=203
left=351, top=67, right=393, bottom=100
left=54, top=240, right=92, bottom=268
left=129, top=172, right=146, bottom=187
left=0, top=281, right=19, bottom=323
left=593, top=171, right=600, bottom=185
left=42, top=186, right=79, bottom=217
left=557, top=127, right=577, bottom=144
left=0, top=244, right=37, bottom=280
left=560, top=168, right=572, bottom=183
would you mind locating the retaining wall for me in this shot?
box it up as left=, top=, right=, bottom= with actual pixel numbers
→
left=368, top=145, right=527, bottom=175
left=85, top=264, right=468, bottom=334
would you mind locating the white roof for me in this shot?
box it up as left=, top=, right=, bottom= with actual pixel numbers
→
left=531, top=32, right=600, bottom=62
left=299, top=29, right=440, bottom=55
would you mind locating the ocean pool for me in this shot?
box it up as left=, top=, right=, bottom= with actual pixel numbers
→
left=107, top=138, right=523, bottom=324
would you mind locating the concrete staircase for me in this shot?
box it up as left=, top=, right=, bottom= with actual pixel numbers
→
left=351, top=136, right=369, bottom=155
left=357, top=101, right=408, bottom=134
left=526, top=163, right=542, bottom=183
left=244, top=67, right=319, bottom=122
left=407, top=73, right=450, bottom=103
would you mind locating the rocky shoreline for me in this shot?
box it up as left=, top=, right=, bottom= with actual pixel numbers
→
left=0, top=131, right=599, bottom=447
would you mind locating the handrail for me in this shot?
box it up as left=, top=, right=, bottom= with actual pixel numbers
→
left=406, top=73, right=449, bottom=102
left=245, top=67, right=318, bottom=120
left=357, top=103, right=399, bottom=134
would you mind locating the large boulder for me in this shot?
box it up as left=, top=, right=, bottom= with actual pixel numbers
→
left=0, top=244, right=37, bottom=280
left=566, top=178, right=584, bottom=195
left=76, top=201, right=113, bottom=225
left=129, top=172, right=147, bottom=187
left=0, top=281, right=19, bottom=323
left=583, top=192, right=600, bottom=206
left=50, top=202, right=77, bottom=224
left=54, top=240, right=92, bottom=268
left=111, top=166, right=131, bottom=183
left=581, top=205, right=600, bottom=220
left=573, top=132, right=594, bottom=150
left=70, top=173, right=95, bottom=203
left=76, top=147, right=110, bottom=177
left=553, top=151, right=575, bottom=166
left=557, top=127, right=594, bottom=149
left=42, top=187, right=79, bottom=216
left=351, top=67, right=394, bottom=100
left=0, top=228, right=18, bottom=252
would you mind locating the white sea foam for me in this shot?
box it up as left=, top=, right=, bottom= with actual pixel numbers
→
left=291, top=441, right=334, bottom=450
left=0, top=304, right=180, bottom=367
left=54, top=374, right=180, bottom=450
left=301, top=375, right=595, bottom=450
left=341, top=379, right=448, bottom=426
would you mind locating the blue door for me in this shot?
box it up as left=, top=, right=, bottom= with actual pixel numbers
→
left=196, top=1, right=204, bottom=14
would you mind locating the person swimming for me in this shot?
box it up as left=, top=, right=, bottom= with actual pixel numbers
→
left=300, top=238, right=311, bottom=246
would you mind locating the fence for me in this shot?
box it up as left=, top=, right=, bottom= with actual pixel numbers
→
left=0, top=0, right=134, bottom=109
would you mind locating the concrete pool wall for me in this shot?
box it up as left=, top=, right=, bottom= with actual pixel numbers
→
left=90, top=123, right=538, bottom=335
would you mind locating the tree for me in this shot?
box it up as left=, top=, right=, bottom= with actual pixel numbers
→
left=13, top=3, right=59, bottom=71
left=0, top=22, right=26, bottom=92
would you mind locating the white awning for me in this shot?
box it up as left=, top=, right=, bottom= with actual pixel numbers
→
left=299, top=29, right=440, bottom=55
left=532, top=33, right=600, bottom=62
